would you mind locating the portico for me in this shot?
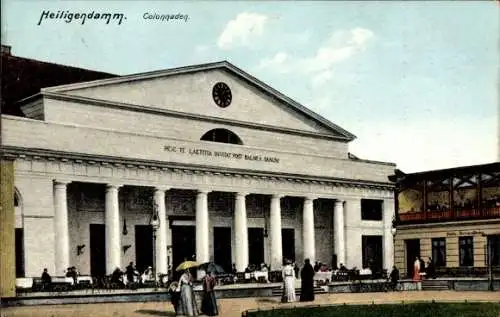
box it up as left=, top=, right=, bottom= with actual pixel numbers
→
left=43, top=167, right=393, bottom=277
left=1, top=60, right=396, bottom=284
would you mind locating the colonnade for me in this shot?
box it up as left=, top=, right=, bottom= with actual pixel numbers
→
left=52, top=180, right=366, bottom=275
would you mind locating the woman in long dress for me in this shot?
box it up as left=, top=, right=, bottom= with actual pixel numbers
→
left=201, top=271, right=218, bottom=316
left=412, top=257, right=422, bottom=290
left=282, top=260, right=296, bottom=303
left=300, top=259, right=315, bottom=302
left=177, top=270, right=199, bottom=316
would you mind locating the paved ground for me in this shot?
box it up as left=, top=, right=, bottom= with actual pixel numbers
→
left=2, top=291, right=500, bottom=317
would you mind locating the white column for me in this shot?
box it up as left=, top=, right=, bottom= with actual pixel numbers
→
left=383, top=198, right=395, bottom=271
left=166, top=227, right=172, bottom=270
left=302, top=196, right=316, bottom=264
left=196, top=190, right=210, bottom=264
left=334, top=199, right=346, bottom=267
left=269, top=194, right=283, bottom=270
left=53, top=180, right=70, bottom=276
left=234, top=192, right=249, bottom=272
left=344, top=199, right=362, bottom=269
left=154, top=187, right=169, bottom=275
left=105, top=184, right=122, bottom=275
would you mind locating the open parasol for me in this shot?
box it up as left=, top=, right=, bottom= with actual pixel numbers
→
left=175, top=260, right=199, bottom=271
left=198, top=262, right=226, bottom=275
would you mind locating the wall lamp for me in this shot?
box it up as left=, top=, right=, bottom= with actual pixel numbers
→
left=123, top=244, right=132, bottom=254
left=77, top=244, right=86, bottom=256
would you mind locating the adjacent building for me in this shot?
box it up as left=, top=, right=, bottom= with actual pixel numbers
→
left=0, top=47, right=396, bottom=290
left=391, top=163, right=500, bottom=277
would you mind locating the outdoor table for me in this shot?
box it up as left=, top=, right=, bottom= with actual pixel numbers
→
left=53, top=276, right=74, bottom=285
left=245, top=271, right=268, bottom=281
left=314, top=271, right=333, bottom=282
left=16, top=277, right=33, bottom=288
left=77, top=276, right=93, bottom=284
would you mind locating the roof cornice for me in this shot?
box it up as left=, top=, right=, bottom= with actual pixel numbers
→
left=41, top=91, right=353, bottom=142
left=40, top=60, right=356, bottom=141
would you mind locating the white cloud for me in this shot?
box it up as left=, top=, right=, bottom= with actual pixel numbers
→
left=349, top=28, right=374, bottom=48
left=347, top=117, right=497, bottom=172
left=311, top=70, right=333, bottom=88
left=217, top=12, right=268, bottom=50
left=257, top=27, right=374, bottom=77
left=301, top=46, right=354, bottom=73
left=255, top=27, right=375, bottom=111
left=257, top=52, right=290, bottom=73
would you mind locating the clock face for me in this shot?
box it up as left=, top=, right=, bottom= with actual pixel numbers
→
left=212, top=82, right=232, bottom=108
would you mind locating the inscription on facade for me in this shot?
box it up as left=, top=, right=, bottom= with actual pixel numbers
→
left=163, top=145, right=280, bottom=163
left=446, top=230, right=484, bottom=237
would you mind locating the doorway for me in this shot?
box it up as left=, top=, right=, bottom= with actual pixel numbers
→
left=213, top=227, right=232, bottom=272
left=15, top=228, right=25, bottom=277
left=135, top=225, right=153, bottom=273
left=405, top=239, right=421, bottom=277
left=362, top=235, right=383, bottom=272
left=90, top=224, right=106, bottom=277
left=282, top=228, right=295, bottom=264
left=248, top=228, right=264, bottom=267
left=171, top=226, right=196, bottom=270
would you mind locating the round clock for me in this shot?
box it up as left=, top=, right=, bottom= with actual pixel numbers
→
left=212, top=82, right=232, bottom=108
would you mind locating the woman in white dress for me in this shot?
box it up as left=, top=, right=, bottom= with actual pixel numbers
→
left=282, top=259, right=296, bottom=303
left=177, top=270, right=199, bottom=316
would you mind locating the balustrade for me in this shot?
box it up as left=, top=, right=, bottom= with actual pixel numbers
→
left=399, top=206, right=500, bottom=224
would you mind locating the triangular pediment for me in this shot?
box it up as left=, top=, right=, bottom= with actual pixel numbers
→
left=42, top=61, right=355, bottom=140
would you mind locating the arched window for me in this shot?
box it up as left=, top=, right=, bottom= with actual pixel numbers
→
left=14, top=190, right=20, bottom=207
left=200, top=129, right=243, bottom=145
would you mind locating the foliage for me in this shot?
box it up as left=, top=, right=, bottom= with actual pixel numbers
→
left=246, top=302, right=500, bottom=317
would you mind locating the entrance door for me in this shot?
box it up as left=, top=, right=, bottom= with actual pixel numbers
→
left=213, top=227, right=232, bottom=272
left=90, top=224, right=106, bottom=277
left=248, top=228, right=264, bottom=267
left=135, top=225, right=153, bottom=273
left=406, top=239, right=421, bottom=277
left=15, top=228, right=25, bottom=277
left=362, top=235, right=383, bottom=272
left=171, top=226, right=196, bottom=270
left=282, top=228, right=295, bottom=264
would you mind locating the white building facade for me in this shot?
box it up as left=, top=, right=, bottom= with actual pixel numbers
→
left=2, top=61, right=396, bottom=278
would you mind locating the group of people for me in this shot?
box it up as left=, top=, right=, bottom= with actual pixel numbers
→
left=313, top=261, right=330, bottom=272
left=281, top=259, right=316, bottom=303
left=110, top=262, right=169, bottom=288
left=169, top=258, right=319, bottom=316
left=169, top=269, right=218, bottom=317
left=413, top=256, right=436, bottom=289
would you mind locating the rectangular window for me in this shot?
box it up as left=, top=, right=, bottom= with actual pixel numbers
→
left=459, top=236, right=474, bottom=267
left=431, top=238, right=446, bottom=267
left=489, top=235, right=500, bottom=266
left=361, top=199, right=383, bottom=221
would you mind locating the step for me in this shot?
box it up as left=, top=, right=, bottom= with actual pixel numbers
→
left=422, top=285, right=449, bottom=291
left=422, top=284, right=449, bottom=290
left=422, top=280, right=449, bottom=286
left=271, top=287, right=326, bottom=296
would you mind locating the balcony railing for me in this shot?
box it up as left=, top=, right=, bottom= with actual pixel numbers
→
left=399, top=206, right=500, bottom=224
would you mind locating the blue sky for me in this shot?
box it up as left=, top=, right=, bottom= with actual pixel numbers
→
left=2, top=1, right=498, bottom=172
